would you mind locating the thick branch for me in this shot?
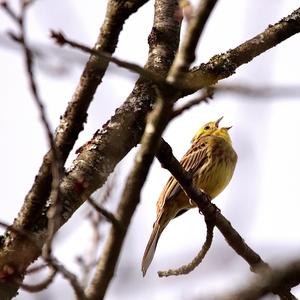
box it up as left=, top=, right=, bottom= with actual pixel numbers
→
left=14, top=0, right=149, bottom=233
left=84, top=0, right=181, bottom=298
left=0, top=0, right=148, bottom=298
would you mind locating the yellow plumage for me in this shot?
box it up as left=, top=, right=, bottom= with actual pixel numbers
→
left=141, top=117, right=237, bottom=276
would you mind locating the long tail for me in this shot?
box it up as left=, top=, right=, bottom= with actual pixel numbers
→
left=141, top=221, right=163, bottom=276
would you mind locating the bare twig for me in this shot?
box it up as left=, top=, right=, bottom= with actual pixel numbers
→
left=19, top=268, right=57, bottom=293
left=0, top=2, right=20, bottom=22
left=0, top=221, right=85, bottom=298
left=25, top=263, right=48, bottom=274
left=1, top=2, right=56, bottom=154
left=76, top=256, right=97, bottom=289
left=216, top=83, right=300, bottom=98
left=172, top=87, right=214, bottom=118
left=44, top=256, right=87, bottom=300
left=50, top=30, right=167, bottom=87
left=158, top=219, right=214, bottom=277
left=168, top=0, right=218, bottom=82
left=77, top=173, right=119, bottom=286
left=87, top=198, right=119, bottom=228
left=156, top=139, right=296, bottom=298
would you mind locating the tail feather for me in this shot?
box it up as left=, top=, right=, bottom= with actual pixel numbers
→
left=141, top=222, right=162, bottom=276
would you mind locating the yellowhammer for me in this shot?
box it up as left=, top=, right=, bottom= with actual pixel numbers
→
left=141, top=117, right=237, bottom=276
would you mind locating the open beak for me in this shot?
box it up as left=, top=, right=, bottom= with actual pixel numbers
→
left=215, top=116, right=223, bottom=128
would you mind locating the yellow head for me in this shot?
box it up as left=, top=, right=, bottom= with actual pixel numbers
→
left=191, top=117, right=232, bottom=144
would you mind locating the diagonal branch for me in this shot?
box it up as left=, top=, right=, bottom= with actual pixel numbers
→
left=181, top=7, right=300, bottom=92
left=51, top=6, right=300, bottom=97
left=50, top=30, right=167, bottom=87
left=87, top=197, right=120, bottom=228
left=156, top=139, right=296, bottom=299
left=215, top=259, right=300, bottom=300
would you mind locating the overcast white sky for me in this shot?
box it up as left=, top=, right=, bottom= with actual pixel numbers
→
left=1, top=0, right=300, bottom=299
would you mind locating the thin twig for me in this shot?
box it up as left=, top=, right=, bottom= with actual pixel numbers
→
left=0, top=221, right=86, bottom=298
left=87, top=198, right=120, bottom=228
left=1, top=2, right=20, bottom=23
left=216, top=83, right=300, bottom=98
left=76, top=256, right=97, bottom=288
left=172, top=87, right=214, bottom=118
left=158, top=220, right=214, bottom=277
left=19, top=268, right=57, bottom=293
left=77, top=173, right=119, bottom=286
left=50, top=30, right=167, bottom=88
left=168, top=0, right=218, bottom=81
left=44, top=256, right=87, bottom=300
left=26, top=263, right=48, bottom=274
left=3, top=2, right=56, bottom=153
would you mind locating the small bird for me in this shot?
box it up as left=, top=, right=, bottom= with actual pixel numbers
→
left=141, top=117, right=237, bottom=276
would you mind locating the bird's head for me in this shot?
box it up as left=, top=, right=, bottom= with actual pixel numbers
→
left=191, top=116, right=232, bottom=144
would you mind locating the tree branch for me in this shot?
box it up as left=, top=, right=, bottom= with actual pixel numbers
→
left=156, top=139, right=296, bottom=299
left=181, top=7, right=300, bottom=92
left=214, top=259, right=300, bottom=300
left=168, top=0, right=218, bottom=81
left=50, top=30, right=167, bottom=87
left=87, top=197, right=119, bottom=228
left=19, top=268, right=57, bottom=293
left=84, top=0, right=182, bottom=298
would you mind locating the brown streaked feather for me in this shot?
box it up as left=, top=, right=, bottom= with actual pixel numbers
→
left=156, top=137, right=209, bottom=214
left=142, top=138, right=211, bottom=276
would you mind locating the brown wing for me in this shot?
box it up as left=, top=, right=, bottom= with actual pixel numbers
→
left=156, top=138, right=210, bottom=214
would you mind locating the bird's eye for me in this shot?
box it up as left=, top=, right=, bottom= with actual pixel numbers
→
left=204, top=125, right=210, bottom=130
